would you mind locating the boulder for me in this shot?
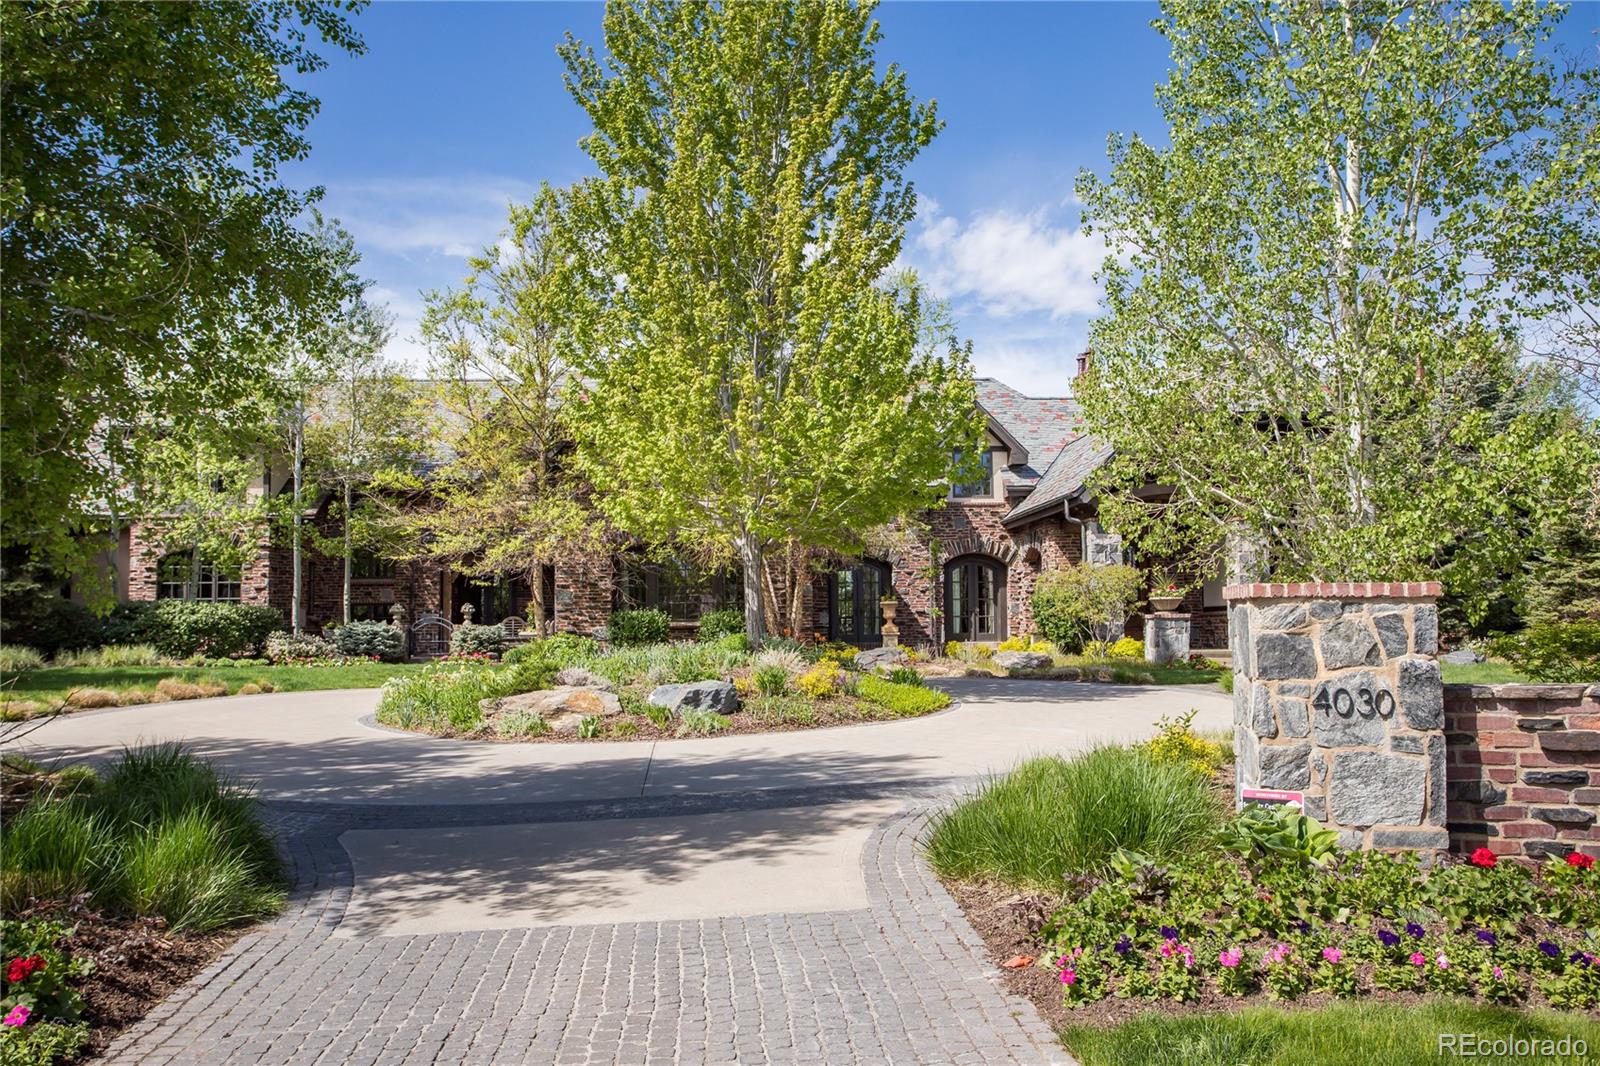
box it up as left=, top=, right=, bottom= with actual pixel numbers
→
left=994, top=650, right=1053, bottom=671
left=484, top=686, right=623, bottom=734
left=1441, top=648, right=1484, bottom=665
left=854, top=646, right=908, bottom=671
left=647, top=679, right=739, bottom=715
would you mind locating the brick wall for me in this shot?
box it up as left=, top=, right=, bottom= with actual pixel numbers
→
left=1445, top=683, right=1600, bottom=861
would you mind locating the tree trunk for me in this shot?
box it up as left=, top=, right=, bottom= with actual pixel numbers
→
left=530, top=561, right=548, bottom=639
left=737, top=530, right=766, bottom=646
left=342, top=480, right=353, bottom=624
left=292, top=409, right=304, bottom=634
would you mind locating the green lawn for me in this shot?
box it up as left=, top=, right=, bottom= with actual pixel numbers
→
left=2, top=661, right=438, bottom=709
left=1063, top=1002, right=1600, bottom=1066
left=1441, top=658, right=1531, bottom=684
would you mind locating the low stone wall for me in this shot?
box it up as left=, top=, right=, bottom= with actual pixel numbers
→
left=1444, top=683, right=1600, bottom=861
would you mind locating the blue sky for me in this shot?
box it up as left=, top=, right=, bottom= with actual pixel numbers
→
left=282, top=0, right=1596, bottom=394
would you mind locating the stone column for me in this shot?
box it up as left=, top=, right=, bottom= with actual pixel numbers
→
left=1225, top=581, right=1446, bottom=852
left=1144, top=612, right=1191, bottom=664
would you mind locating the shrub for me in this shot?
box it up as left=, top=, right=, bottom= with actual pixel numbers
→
left=795, top=664, right=840, bottom=699
left=1487, top=621, right=1600, bottom=683
left=154, top=678, right=226, bottom=701
left=608, top=608, right=670, bottom=647
left=0, top=916, right=92, bottom=1061
left=497, top=710, right=547, bottom=738
left=54, top=643, right=167, bottom=668
left=0, top=576, right=101, bottom=656
left=1139, top=709, right=1227, bottom=776
left=642, top=703, right=672, bottom=729
left=611, top=719, right=640, bottom=738
left=886, top=666, right=923, bottom=687
left=857, top=675, right=950, bottom=716
left=64, top=688, right=120, bottom=709
left=375, top=667, right=507, bottom=734
left=754, top=665, right=788, bottom=696
left=1106, top=636, right=1145, bottom=660
left=329, top=620, right=406, bottom=662
left=504, top=633, right=598, bottom=668
left=696, top=609, right=744, bottom=643
left=120, top=811, right=282, bottom=931
left=753, top=647, right=805, bottom=674
left=1031, top=563, right=1144, bottom=655
left=450, top=623, right=505, bottom=657
left=925, top=748, right=1224, bottom=886
left=710, top=631, right=749, bottom=652
left=129, top=601, right=282, bottom=658
left=575, top=715, right=603, bottom=739
left=0, top=645, right=44, bottom=674
left=676, top=709, right=729, bottom=736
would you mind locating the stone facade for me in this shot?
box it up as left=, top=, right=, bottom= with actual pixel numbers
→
left=1226, top=581, right=1449, bottom=852
left=1444, top=683, right=1600, bottom=861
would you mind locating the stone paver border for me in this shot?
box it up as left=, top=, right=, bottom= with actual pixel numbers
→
left=102, top=785, right=1072, bottom=1065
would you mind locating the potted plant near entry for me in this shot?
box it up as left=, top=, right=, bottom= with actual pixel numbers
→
left=1148, top=573, right=1184, bottom=612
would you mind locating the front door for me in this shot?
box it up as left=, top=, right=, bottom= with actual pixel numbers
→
left=946, top=556, right=1005, bottom=642
left=832, top=562, right=888, bottom=647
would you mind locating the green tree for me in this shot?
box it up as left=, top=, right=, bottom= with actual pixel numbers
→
left=560, top=0, right=984, bottom=644
left=0, top=0, right=367, bottom=597
left=1031, top=563, right=1145, bottom=657
left=398, top=186, right=603, bottom=637
left=1074, top=0, right=1599, bottom=624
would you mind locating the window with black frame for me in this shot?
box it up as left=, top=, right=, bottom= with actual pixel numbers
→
left=951, top=448, right=995, bottom=498
left=945, top=555, right=1005, bottom=642
left=154, top=552, right=242, bottom=602
left=832, top=561, right=890, bottom=646
left=617, top=556, right=741, bottom=622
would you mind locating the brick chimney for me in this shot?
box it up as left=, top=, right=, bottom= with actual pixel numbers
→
left=1075, top=349, right=1092, bottom=377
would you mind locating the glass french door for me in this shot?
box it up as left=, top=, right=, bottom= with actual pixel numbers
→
left=833, top=562, right=889, bottom=646
left=946, top=556, right=1006, bottom=642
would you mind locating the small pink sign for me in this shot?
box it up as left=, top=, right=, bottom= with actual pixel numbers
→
left=1242, top=788, right=1304, bottom=808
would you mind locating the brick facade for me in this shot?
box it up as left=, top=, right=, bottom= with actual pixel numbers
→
left=1444, top=683, right=1600, bottom=861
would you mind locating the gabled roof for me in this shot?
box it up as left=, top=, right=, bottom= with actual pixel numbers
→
left=971, top=377, right=1109, bottom=527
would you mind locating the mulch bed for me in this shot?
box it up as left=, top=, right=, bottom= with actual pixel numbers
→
left=12, top=901, right=247, bottom=1062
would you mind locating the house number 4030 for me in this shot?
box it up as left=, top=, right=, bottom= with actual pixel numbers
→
left=1313, top=685, right=1395, bottom=720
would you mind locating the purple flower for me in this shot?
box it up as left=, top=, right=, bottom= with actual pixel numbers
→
left=1291, top=919, right=1312, bottom=934
left=1377, top=930, right=1401, bottom=948
left=1405, top=922, right=1425, bottom=939
left=1113, top=935, right=1132, bottom=956
left=1159, top=926, right=1179, bottom=941
left=1538, top=941, right=1561, bottom=958
left=1475, top=929, right=1498, bottom=946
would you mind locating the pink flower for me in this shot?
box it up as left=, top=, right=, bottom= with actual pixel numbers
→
left=1321, top=947, right=1343, bottom=964
left=1059, top=966, right=1076, bottom=986
left=1437, top=954, right=1451, bottom=970
left=1159, top=941, right=1176, bottom=958
left=1219, top=948, right=1243, bottom=969
left=1410, top=952, right=1427, bottom=966
left=2, top=1005, right=29, bottom=1027
left=1265, top=943, right=1292, bottom=965
left=1493, top=966, right=1505, bottom=980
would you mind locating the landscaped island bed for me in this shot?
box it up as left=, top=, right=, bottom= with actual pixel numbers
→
left=923, top=721, right=1599, bottom=1063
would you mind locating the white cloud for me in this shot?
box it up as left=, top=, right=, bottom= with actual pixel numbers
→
left=319, top=175, right=535, bottom=260
left=912, top=202, right=1106, bottom=321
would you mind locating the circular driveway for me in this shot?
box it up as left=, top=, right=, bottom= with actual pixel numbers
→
left=10, top=676, right=1231, bottom=805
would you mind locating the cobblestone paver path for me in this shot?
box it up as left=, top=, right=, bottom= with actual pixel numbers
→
left=102, top=785, right=1071, bottom=1065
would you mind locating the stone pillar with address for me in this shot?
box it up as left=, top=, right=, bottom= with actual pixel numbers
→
left=1225, top=581, right=1447, bottom=852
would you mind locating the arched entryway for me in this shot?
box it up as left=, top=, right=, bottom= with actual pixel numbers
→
left=830, top=560, right=891, bottom=647
left=945, top=555, right=1006, bottom=643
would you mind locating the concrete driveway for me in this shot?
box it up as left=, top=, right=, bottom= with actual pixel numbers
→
left=8, top=678, right=1228, bottom=1065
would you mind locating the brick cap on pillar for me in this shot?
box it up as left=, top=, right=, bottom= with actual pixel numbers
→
left=1222, top=581, right=1441, bottom=601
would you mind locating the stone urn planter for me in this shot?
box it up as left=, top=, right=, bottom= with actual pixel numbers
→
left=880, top=598, right=898, bottom=625
left=1150, top=594, right=1184, bottom=612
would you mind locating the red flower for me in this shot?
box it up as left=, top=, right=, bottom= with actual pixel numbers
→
left=1568, top=852, right=1596, bottom=871
left=1470, top=847, right=1498, bottom=869
left=4, top=955, right=45, bottom=984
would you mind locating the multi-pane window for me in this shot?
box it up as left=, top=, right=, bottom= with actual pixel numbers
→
left=951, top=449, right=995, bottom=499
left=154, top=552, right=242, bottom=602
left=833, top=561, right=889, bottom=644
left=945, top=555, right=1005, bottom=641
left=617, top=557, right=741, bottom=622
left=352, top=550, right=396, bottom=580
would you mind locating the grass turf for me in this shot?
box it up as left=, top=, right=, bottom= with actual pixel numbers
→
left=1062, top=1002, right=1600, bottom=1066
left=2, top=661, right=436, bottom=708
left=1440, top=659, right=1531, bottom=684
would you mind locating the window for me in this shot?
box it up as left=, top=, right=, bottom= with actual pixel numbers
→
left=617, top=557, right=741, bottom=622
left=945, top=555, right=1006, bottom=641
left=352, top=550, right=396, bottom=580
left=154, top=552, right=242, bottom=602
left=832, top=561, right=890, bottom=646
left=952, top=449, right=995, bottom=499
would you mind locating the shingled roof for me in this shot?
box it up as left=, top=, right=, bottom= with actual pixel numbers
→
left=972, top=377, right=1109, bottom=527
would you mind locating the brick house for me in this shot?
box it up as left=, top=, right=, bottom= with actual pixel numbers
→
left=111, top=374, right=1229, bottom=653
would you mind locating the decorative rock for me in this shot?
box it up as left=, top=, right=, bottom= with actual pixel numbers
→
left=1319, top=618, right=1382, bottom=670
left=1397, top=658, right=1443, bottom=730
left=855, top=646, right=908, bottom=671
left=1524, top=841, right=1574, bottom=861
left=1312, top=670, right=1387, bottom=746
left=1276, top=697, right=1310, bottom=739
left=1373, top=613, right=1409, bottom=659
left=1537, top=731, right=1600, bottom=752
left=1259, top=743, right=1311, bottom=790
left=1516, top=718, right=1564, bottom=732
left=1251, top=633, right=1318, bottom=680
left=1441, top=648, right=1484, bottom=665
left=1447, top=779, right=1506, bottom=805
left=648, top=680, right=739, bottom=715
left=1413, top=605, right=1439, bottom=655
left=553, top=666, right=614, bottom=691
left=484, top=687, right=624, bottom=733
left=1250, top=684, right=1277, bottom=739
left=1254, top=603, right=1308, bottom=632
left=994, top=650, right=1053, bottom=671
left=1533, top=807, right=1597, bottom=827
left=1523, top=770, right=1588, bottom=787
left=1329, top=751, right=1426, bottom=826
left=1370, top=826, right=1449, bottom=851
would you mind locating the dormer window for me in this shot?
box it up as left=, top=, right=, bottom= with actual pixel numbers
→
left=952, top=449, right=994, bottom=499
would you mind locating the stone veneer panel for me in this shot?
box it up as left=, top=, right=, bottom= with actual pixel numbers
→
left=1443, top=683, right=1600, bottom=862
left=1225, top=581, right=1449, bottom=852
